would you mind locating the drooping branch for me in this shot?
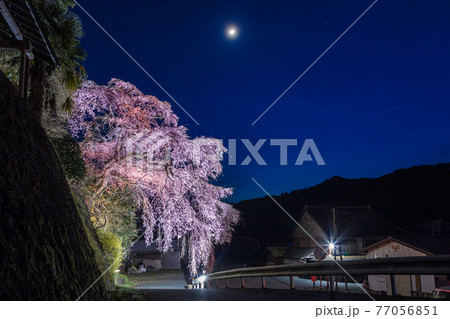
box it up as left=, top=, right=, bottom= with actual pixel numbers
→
left=69, top=79, right=240, bottom=275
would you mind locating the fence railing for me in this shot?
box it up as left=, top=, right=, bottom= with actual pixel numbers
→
left=192, top=255, right=450, bottom=295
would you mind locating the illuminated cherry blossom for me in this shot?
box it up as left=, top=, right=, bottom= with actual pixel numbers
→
left=69, top=79, right=239, bottom=274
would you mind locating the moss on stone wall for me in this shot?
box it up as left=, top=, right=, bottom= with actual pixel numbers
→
left=0, top=71, right=108, bottom=300
left=72, top=190, right=115, bottom=293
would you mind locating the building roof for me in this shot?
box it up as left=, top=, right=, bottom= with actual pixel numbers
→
left=283, top=247, right=316, bottom=259
left=293, top=205, right=412, bottom=241
left=361, top=236, right=450, bottom=256
left=0, top=0, right=57, bottom=64
left=130, top=240, right=181, bottom=252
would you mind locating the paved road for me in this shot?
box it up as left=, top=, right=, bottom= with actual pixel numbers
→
left=137, top=288, right=365, bottom=301
left=134, top=278, right=187, bottom=289
left=134, top=275, right=363, bottom=292
left=132, top=276, right=406, bottom=301
left=135, top=288, right=410, bottom=301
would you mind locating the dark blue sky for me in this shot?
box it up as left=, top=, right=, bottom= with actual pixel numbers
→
left=74, top=0, right=450, bottom=202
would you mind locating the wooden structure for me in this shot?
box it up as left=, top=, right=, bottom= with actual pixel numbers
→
left=361, top=236, right=450, bottom=297
left=0, top=0, right=57, bottom=99
left=129, top=240, right=181, bottom=270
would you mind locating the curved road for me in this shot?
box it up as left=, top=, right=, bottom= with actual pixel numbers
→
left=130, top=275, right=395, bottom=301
left=135, top=276, right=364, bottom=294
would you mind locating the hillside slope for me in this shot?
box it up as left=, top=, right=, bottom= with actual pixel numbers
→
left=233, top=163, right=450, bottom=244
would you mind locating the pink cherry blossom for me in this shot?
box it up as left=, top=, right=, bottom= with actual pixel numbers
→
left=69, top=79, right=239, bottom=275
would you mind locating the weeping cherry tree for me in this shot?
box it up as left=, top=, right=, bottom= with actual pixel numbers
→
left=69, top=79, right=240, bottom=275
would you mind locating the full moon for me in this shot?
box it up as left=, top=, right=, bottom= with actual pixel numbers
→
left=225, top=24, right=239, bottom=40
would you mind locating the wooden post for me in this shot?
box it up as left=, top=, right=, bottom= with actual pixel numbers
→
left=23, top=52, right=29, bottom=101
left=226, top=278, right=230, bottom=289
left=345, top=275, right=349, bottom=292
left=18, top=49, right=27, bottom=99
left=262, top=276, right=266, bottom=289
left=241, top=277, right=245, bottom=288
left=390, top=275, right=397, bottom=296
left=290, top=275, right=295, bottom=290
left=329, top=275, right=335, bottom=301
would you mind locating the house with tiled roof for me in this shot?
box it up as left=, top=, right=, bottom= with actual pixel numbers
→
left=290, top=205, right=412, bottom=261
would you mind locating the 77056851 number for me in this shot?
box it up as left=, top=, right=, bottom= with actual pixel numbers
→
left=376, top=306, right=438, bottom=316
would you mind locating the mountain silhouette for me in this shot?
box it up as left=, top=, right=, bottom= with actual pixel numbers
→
left=232, top=163, right=450, bottom=244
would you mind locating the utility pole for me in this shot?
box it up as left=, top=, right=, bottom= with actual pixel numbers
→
left=333, top=208, right=339, bottom=292
left=329, top=207, right=336, bottom=300
left=332, top=207, right=337, bottom=239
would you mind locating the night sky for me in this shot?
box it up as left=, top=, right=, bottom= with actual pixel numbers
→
left=73, top=0, right=450, bottom=202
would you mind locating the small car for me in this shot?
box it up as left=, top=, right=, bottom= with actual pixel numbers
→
left=432, top=286, right=450, bottom=299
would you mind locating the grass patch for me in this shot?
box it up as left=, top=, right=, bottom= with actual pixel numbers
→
left=125, top=269, right=184, bottom=284
left=115, top=273, right=136, bottom=288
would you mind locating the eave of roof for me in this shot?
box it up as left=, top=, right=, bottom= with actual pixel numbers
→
left=0, top=0, right=57, bottom=64
left=360, top=236, right=433, bottom=256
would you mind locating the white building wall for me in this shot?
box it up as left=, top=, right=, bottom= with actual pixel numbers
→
left=421, top=276, right=435, bottom=293
left=367, top=241, right=435, bottom=296
left=368, top=274, right=387, bottom=292
left=367, top=242, right=426, bottom=259
left=411, top=274, right=435, bottom=293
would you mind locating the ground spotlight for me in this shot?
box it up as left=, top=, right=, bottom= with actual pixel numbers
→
left=198, top=275, right=206, bottom=283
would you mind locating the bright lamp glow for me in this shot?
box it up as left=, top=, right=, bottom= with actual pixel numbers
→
left=329, top=243, right=335, bottom=250
left=198, top=275, right=206, bottom=283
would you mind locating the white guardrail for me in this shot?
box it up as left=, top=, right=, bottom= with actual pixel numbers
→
left=191, top=255, right=450, bottom=291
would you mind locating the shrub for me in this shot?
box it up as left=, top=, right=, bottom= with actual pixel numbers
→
left=52, top=135, right=86, bottom=180
left=97, top=230, right=123, bottom=276
left=114, top=274, right=134, bottom=287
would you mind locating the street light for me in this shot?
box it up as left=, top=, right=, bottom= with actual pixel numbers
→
left=328, top=241, right=337, bottom=300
